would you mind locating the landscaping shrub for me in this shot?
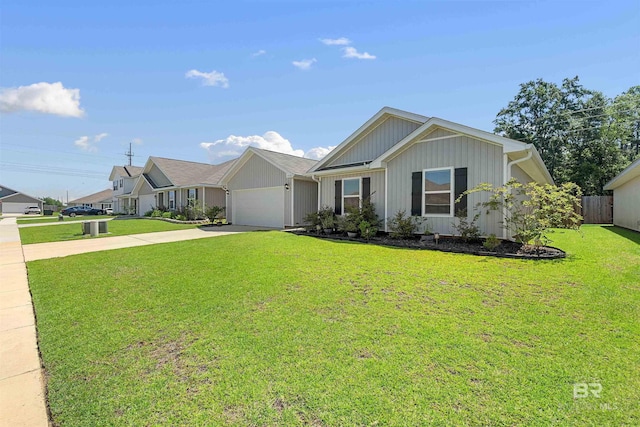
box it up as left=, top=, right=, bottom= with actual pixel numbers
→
left=452, top=209, right=481, bottom=242
left=318, top=206, right=336, bottom=231
left=303, top=211, right=322, bottom=232
left=143, top=210, right=154, bottom=217
left=483, top=234, right=501, bottom=251
left=359, top=220, right=377, bottom=241
left=161, top=211, right=173, bottom=219
left=205, top=205, right=225, bottom=223
left=388, top=210, right=424, bottom=239
left=462, top=178, right=583, bottom=247
left=150, top=209, right=163, bottom=218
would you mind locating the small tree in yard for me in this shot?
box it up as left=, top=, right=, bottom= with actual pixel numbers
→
left=205, top=206, right=225, bottom=223
left=461, top=178, right=582, bottom=248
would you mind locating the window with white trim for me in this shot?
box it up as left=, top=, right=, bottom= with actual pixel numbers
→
left=423, top=168, right=453, bottom=216
left=342, top=178, right=361, bottom=214
left=168, top=191, right=176, bottom=210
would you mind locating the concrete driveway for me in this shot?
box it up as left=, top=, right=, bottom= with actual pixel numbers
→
left=21, top=225, right=276, bottom=261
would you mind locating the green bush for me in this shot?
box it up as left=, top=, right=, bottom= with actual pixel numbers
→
left=462, top=178, right=583, bottom=248
left=452, top=209, right=481, bottom=242
left=161, top=211, right=173, bottom=219
left=318, top=206, right=335, bottom=230
left=143, top=210, right=154, bottom=217
left=388, top=210, right=424, bottom=239
left=303, top=211, right=322, bottom=232
left=150, top=209, right=163, bottom=218
left=483, top=234, right=501, bottom=251
left=359, top=220, right=377, bottom=241
left=205, top=206, right=225, bottom=223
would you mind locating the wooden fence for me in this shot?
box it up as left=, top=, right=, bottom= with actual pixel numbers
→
left=581, top=195, right=613, bottom=224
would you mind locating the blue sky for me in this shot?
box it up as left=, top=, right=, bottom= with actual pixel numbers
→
left=1, top=0, right=638, bottom=201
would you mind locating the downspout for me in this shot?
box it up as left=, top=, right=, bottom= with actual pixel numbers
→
left=311, top=175, right=321, bottom=210
left=502, top=145, right=533, bottom=239
left=383, top=162, right=388, bottom=233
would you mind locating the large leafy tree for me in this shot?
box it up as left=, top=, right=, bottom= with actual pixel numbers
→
left=494, top=77, right=637, bottom=195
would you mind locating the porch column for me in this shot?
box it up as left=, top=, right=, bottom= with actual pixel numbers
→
left=202, top=186, right=206, bottom=211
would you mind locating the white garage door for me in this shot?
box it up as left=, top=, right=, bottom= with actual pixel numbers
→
left=1, top=202, right=39, bottom=214
left=138, top=194, right=156, bottom=215
left=232, top=187, right=284, bottom=228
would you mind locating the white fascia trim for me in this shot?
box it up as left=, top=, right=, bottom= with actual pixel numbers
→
left=308, top=107, right=429, bottom=173
left=604, top=157, right=640, bottom=190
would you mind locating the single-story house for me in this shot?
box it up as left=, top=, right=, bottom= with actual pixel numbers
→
left=68, top=189, right=113, bottom=210
left=306, top=107, right=553, bottom=237
left=130, top=156, right=235, bottom=216
left=109, top=165, right=144, bottom=214
left=603, top=157, right=640, bottom=232
left=219, top=147, right=318, bottom=228
left=0, top=185, right=43, bottom=214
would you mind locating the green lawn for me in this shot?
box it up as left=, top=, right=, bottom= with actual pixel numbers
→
left=27, top=225, right=639, bottom=425
left=19, top=219, right=199, bottom=244
left=17, top=215, right=112, bottom=224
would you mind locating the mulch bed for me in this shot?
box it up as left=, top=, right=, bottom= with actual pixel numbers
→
left=295, top=231, right=566, bottom=260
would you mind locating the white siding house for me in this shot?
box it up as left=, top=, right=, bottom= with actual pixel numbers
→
left=308, top=107, right=553, bottom=237
left=604, top=158, right=640, bottom=232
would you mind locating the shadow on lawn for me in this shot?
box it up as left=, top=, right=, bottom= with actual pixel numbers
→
left=600, top=224, right=640, bottom=244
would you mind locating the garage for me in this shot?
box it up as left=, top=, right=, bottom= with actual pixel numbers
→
left=0, top=187, right=43, bottom=214
left=232, top=187, right=284, bottom=228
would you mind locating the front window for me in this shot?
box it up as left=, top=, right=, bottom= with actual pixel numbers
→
left=119, top=179, right=123, bottom=188
left=424, top=168, right=453, bottom=216
left=168, top=191, right=175, bottom=209
left=188, top=188, right=197, bottom=206
left=113, top=181, right=118, bottom=190
left=343, top=178, right=360, bottom=214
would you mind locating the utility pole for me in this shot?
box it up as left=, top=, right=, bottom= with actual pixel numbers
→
left=125, top=142, right=134, bottom=166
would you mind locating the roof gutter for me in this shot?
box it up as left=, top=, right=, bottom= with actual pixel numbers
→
left=504, top=144, right=533, bottom=185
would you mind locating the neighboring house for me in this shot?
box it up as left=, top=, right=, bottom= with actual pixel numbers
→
left=603, top=158, right=640, bottom=232
left=219, top=147, right=318, bottom=228
left=68, top=189, right=113, bottom=210
left=109, top=165, right=143, bottom=214
left=307, top=107, right=553, bottom=237
left=130, top=156, right=235, bottom=216
left=0, top=185, right=43, bottom=214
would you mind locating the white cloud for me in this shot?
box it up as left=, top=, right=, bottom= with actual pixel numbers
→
left=305, top=145, right=336, bottom=160
left=292, top=58, right=317, bottom=70
left=132, top=137, right=143, bottom=145
left=342, top=46, right=376, bottom=60
left=0, top=82, right=84, bottom=117
left=251, top=49, right=266, bottom=57
left=94, top=132, right=109, bottom=142
left=74, top=133, right=108, bottom=152
left=319, top=37, right=351, bottom=46
left=200, top=131, right=305, bottom=159
left=185, top=69, right=229, bottom=88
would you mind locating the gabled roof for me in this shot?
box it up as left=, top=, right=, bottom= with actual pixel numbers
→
left=308, top=106, right=429, bottom=173
left=368, top=117, right=552, bottom=183
left=108, top=165, right=143, bottom=181
left=68, top=189, right=113, bottom=204
left=0, top=184, right=42, bottom=202
left=370, top=117, right=530, bottom=168
left=604, top=157, right=640, bottom=190
left=219, top=147, right=318, bottom=184
left=0, top=185, right=19, bottom=199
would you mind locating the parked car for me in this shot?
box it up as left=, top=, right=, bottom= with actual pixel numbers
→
left=104, top=208, right=114, bottom=215
left=60, top=206, right=104, bottom=217
left=23, top=206, right=42, bottom=215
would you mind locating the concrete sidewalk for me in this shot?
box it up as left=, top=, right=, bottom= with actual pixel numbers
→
left=0, top=217, right=49, bottom=427
left=22, top=225, right=268, bottom=261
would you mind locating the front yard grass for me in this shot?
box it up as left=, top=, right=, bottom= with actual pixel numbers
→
left=19, top=218, right=199, bottom=244
left=27, top=225, right=639, bottom=425
left=17, top=215, right=112, bottom=224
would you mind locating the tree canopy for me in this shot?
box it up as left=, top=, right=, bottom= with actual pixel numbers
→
left=494, top=77, right=639, bottom=195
